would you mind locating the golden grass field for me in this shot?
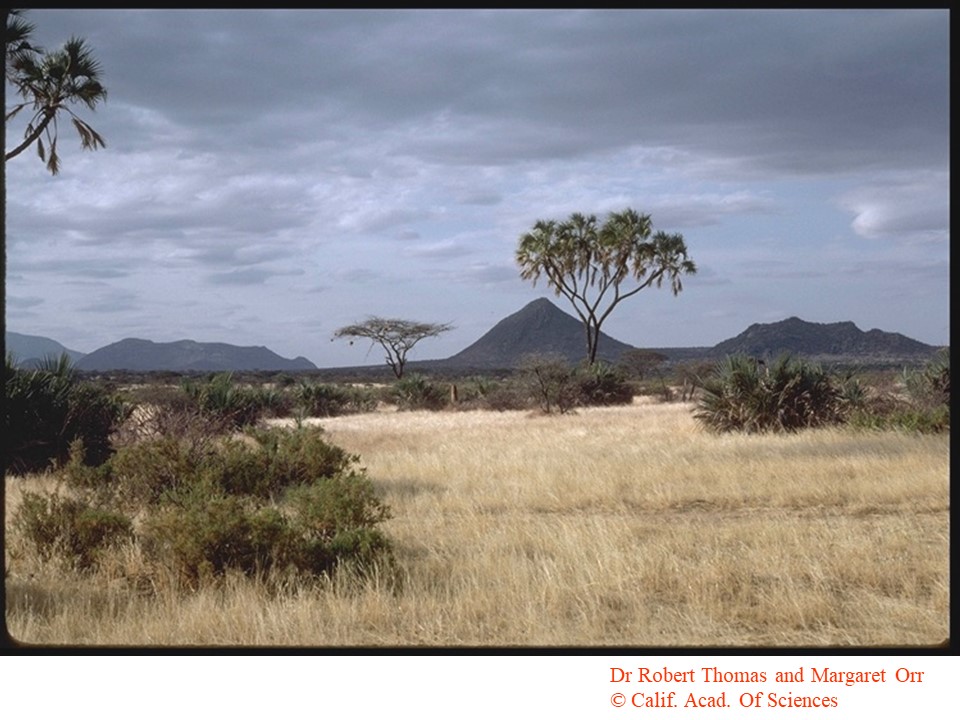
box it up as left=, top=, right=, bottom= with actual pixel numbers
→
left=5, top=399, right=950, bottom=647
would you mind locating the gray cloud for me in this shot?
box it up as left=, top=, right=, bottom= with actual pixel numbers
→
left=26, top=10, right=947, bottom=175
left=6, top=9, right=949, bottom=363
left=206, top=268, right=275, bottom=286
left=6, top=295, right=45, bottom=309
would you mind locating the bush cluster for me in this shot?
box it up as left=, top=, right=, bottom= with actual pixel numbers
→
left=511, top=355, right=635, bottom=414
left=846, top=348, right=950, bottom=433
left=13, top=425, right=393, bottom=588
left=13, top=490, right=133, bottom=570
left=693, top=351, right=951, bottom=434
left=180, top=372, right=291, bottom=429
left=694, top=354, right=848, bottom=433
left=295, top=381, right=379, bottom=417
left=392, top=374, right=449, bottom=411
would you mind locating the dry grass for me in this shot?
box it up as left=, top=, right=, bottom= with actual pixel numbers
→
left=5, top=399, right=949, bottom=647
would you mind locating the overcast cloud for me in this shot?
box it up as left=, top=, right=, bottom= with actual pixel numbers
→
left=4, top=9, right=950, bottom=367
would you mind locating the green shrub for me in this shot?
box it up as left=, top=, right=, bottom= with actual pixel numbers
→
left=221, top=426, right=360, bottom=499
left=12, top=407, right=393, bottom=587
left=392, top=374, right=448, bottom=411
left=694, top=353, right=844, bottom=433
left=295, top=382, right=378, bottom=417
left=107, top=433, right=214, bottom=508
left=482, top=381, right=530, bottom=411
left=251, top=385, right=296, bottom=419
left=285, top=476, right=393, bottom=575
left=180, top=372, right=267, bottom=429
left=518, top=354, right=580, bottom=414
left=577, top=361, right=634, bottom=407
left=141, top=492, right=292, bottom=586
left=91, top=425, right=360, bottom=507
left=903, top=348, right=950, bottom=411
left=4, top=354, right=130, bottom=473
left=13, top=491, right=133, bottom=571
left=139, top=468, right=392, bottom=586
left=846, top=350, right=950, bottom=433
left=49, top=424, right=392, bottom=587
left=848, top=405, right=950, bottom=434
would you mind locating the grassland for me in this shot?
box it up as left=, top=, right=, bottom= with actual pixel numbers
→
left=5, top=399, right=949, bottom=647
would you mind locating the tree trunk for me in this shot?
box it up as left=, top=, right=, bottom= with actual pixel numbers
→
left=5, top=110, right=54, bottom=162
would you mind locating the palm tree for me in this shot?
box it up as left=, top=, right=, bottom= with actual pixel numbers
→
left=5, top=9, right=40, bottom=79
left=6, top=27, right=107, bottom=175
left=516, top=208, right=696, bottom=365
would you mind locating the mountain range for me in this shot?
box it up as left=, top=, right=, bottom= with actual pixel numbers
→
left=5, top=331, right=87, bottom=365
left=6, top=299, right=943, bottom=372
left=710, top=316, right=936, bottom=359
left=5, top=334, right=316, bottom=372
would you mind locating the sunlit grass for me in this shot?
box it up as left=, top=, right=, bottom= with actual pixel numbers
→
left=6, top=400, right=949, bottom=646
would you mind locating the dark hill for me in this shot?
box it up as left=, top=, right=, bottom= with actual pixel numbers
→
left=75, top=338, right=317, bottom=372
left=437, top=298, right=636, bottom=369
left=712, top=316, right=938, bottom=360
left=6, top=331, right=87, bottom=366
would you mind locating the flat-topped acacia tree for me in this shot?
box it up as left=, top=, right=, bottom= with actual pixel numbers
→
left=516, top=208, right=696, bottom=365
left=334, top=317, right=453, bottom=378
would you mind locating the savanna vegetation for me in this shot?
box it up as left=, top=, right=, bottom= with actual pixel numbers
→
left=4, top=349, right=949, bottom=646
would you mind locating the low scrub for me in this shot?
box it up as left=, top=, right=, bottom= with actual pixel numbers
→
left=295, top=382, right=378, bottom=417
left=13, top=491, right=133, bottom=571
left=15, top=426, right=392, bottom=590
left=180, top=372, right=276, bottom=429
left=516, top=355, right=635, bottom=414
left=847, top=349, right=950, bottom=433
left=577, top=361, right=634, bottom=407
left=517, top=354, right=581, bottom=414
left=694, top=353, right=847, bottom=433
left=392, top=374, right=448, bottom=411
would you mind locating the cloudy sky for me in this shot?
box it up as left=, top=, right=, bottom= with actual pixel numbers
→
left=5, top=9, right=950, bottom=368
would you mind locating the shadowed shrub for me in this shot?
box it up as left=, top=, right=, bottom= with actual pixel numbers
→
left=577, top=361, right=634, bottom=407
left=694, top=353, right=844, bottom=433
left=4, top=354, right=129, bottom=473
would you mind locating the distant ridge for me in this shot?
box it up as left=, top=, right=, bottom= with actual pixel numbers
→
left=438, top=298, right=636, bottom=369
left=10, top=312, right=940, bottom=376
left=75, top=338, right=317, bottom=372
left=711, top=316, right=939, bottom=360
left=6, top=331, right=86, bottom=366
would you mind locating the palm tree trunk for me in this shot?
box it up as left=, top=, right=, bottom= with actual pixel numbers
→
left=4, top=111, right=53, bottom=162
left=586, top=323, right=600, bottom=365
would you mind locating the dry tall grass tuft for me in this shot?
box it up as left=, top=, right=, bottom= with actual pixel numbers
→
left=6, top=400, right=949, bottom=646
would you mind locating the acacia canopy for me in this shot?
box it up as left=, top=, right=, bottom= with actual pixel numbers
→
left=516, top=208, right=695, bottom=364
left=334, top=317, right=453, bottom=378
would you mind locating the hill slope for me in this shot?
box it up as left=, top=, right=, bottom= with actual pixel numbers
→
left=75, top=338, right=317, bottom=372
left=439, top=298, right=636, bottom=369
left=711, top=316, right=938, bottom=359
left=6, top=331, right=87, bottom=366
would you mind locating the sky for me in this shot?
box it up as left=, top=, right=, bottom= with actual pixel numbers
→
left=4, top=9, right=950, bottom=368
